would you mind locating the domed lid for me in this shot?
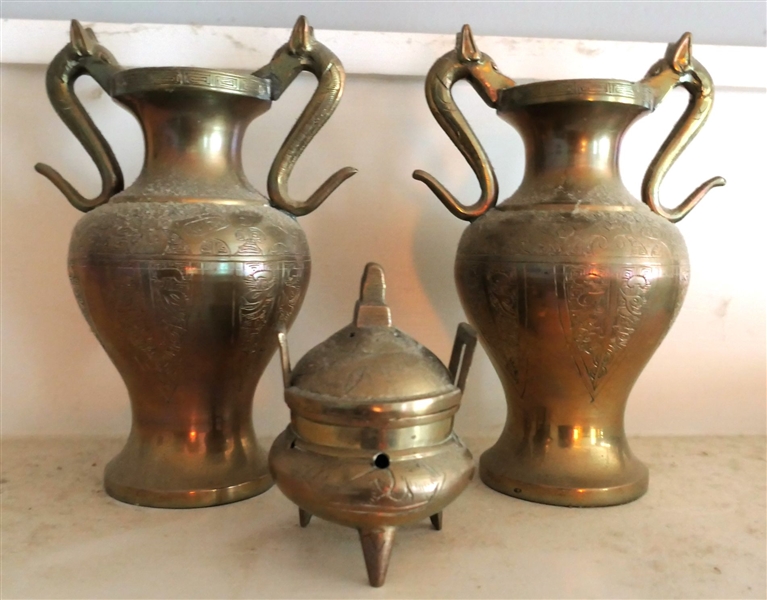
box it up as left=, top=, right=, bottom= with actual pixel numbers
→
left=290, top=323, right=454, bottom=400
left=292, top=262, right=453, bottom=399
left=278, top=263, right=477, bottom=424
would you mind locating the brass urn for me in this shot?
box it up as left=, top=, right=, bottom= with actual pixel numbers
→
left=415, top=28, right=724, bottom=506
left=270, top=263, right=477, bottom=586
left=35, top=18, right=355, bottom=508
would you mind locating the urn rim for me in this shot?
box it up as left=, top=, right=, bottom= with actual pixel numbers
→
left=499, top=78, right=655, bottom=109
left=111, top=67, right=272, bottom=100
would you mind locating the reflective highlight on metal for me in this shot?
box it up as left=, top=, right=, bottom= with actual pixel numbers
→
left=36, top=18, right=355, bottom=508
left=270, top=263, right=477, bottom=586
left=415, top=27, right=723, bottom=506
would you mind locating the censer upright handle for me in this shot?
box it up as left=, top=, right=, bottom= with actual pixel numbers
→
left=640, top=33, right=726, bottom=223
left=34, top=20, right=124, bottom=212
left=276, top=324, right=292, bottom=389
left=448, top=323, right=478, bottom=392
left=413, top=25, right=515, bottom=222
left=254, top=16, right=357, bottom=217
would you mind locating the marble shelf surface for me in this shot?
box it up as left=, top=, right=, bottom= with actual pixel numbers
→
left=1, top=436, right=765, bottom=599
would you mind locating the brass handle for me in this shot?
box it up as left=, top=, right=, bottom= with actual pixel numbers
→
left=448, top=323, right=478, bottom=393
left=641, top=33, right=726, bottom=223
left=254, top=16, right=357, bottom=217
left=413, top=25, right=515, bottom=222
left=276, top=324, right=292, bottom=389
left=34, top=20, right=124, bottom=213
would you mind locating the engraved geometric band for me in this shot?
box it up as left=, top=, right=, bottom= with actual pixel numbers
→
left=112, top=67, right=271, bottom=99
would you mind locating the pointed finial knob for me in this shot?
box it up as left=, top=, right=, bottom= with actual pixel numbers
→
left=288, top=15, right=315, bottom=54
left=353, top=263, right=392, bottom=328
left=457, top=24, right=481, bottom=63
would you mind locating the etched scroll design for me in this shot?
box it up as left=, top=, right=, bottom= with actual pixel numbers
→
left=563, top=266, right=612, bottom=390
left=366, top=465, right=443, bottom=511
left=109, top=261, right=191, bottom=399
left=614, top=269, right=652, bottom=353
left=562, top=265, right=652, bottom=397
left=70, top=202, right=310, bottom=260
left=199, top=237, right=230, bottom=256
left=235, top=227, right=265, bottom=256
left=148, top=263, right=191, bottom=396
left=485, top=266, right=529, bottom=396
left=458, top=206, right=687, bottom=262
left=319, top=462, right=445, bottom=513
left=276, top=261, right=305, bottom=326
left=238, top=260, right=307, bottom=351
left=164, top=232, right=191, bottom=255
left=239, top=264, right=280, bottom=354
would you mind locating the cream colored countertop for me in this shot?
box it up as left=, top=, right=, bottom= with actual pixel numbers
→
left=1, top=436, right=765, bottom=599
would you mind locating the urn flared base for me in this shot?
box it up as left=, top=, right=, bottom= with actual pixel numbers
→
left=479, top=435, right=649, bottom=507
left=104, top=430, right=272, bottom=508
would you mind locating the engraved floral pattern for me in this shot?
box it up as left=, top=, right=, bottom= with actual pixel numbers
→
left=70, top=202, right=310, bottom=260
left=459, top=204, right=687, bottom=263
left=276, top=261, right=306, bottom=326
left=69, top=201, right=310, bottom=400
left=485, top=267, right=529, bottom=396
left=239, top=264, right=279, bottom=353
left=562, top=265, right=652, bottom=396
left=199, top=238, right=230, bottom=255
left=235, top=227, right=265, bottom=255
left=459, top=258, right=673, bottom=402
left=562, top=265, right=611, bottom=390
left=102, top=262, right=191, bottom=399
left=147, top=263, right=191, bottom=396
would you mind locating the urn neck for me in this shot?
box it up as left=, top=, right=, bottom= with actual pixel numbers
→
left=116, top=88, right=271, bottom=203
left=500, top=100, right=648, bottom=188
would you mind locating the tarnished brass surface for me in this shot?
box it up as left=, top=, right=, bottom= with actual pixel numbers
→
left=270, top=263, right=477, bottom=586
left=35, top=18, right=355, bottom=508
left=415, top=27, right=724, bottom=507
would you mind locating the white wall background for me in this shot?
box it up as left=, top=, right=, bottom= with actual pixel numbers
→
left=1, top=0, right=765, bottom=46
left=1, top=6, right=765, bottom=440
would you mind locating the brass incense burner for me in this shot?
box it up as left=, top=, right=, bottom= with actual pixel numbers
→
left=270, top=263, right=477, bottom=586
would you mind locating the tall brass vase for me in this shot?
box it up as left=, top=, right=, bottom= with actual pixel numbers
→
left=36, top=19, right=355, bottom=507
left=415, top=27, right=724, bottom=506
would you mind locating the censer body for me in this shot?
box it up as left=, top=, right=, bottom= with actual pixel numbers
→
left=270, top=263, right=477, bottom=586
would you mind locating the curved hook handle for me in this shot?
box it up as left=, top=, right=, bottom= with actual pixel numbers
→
left=412, top=25, right=515, bottom=222
left=254, top=16, right=357, bottom=217
left=34, top=20, right=124, bottom=213
left=640, top=33, right=726, bottom=223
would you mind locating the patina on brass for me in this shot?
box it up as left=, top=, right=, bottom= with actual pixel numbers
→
left=415, top=27, right=724, bottom=507
left=270, top=263, right=477, bottom=586
left=35, top=18, right=355, bottom=508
